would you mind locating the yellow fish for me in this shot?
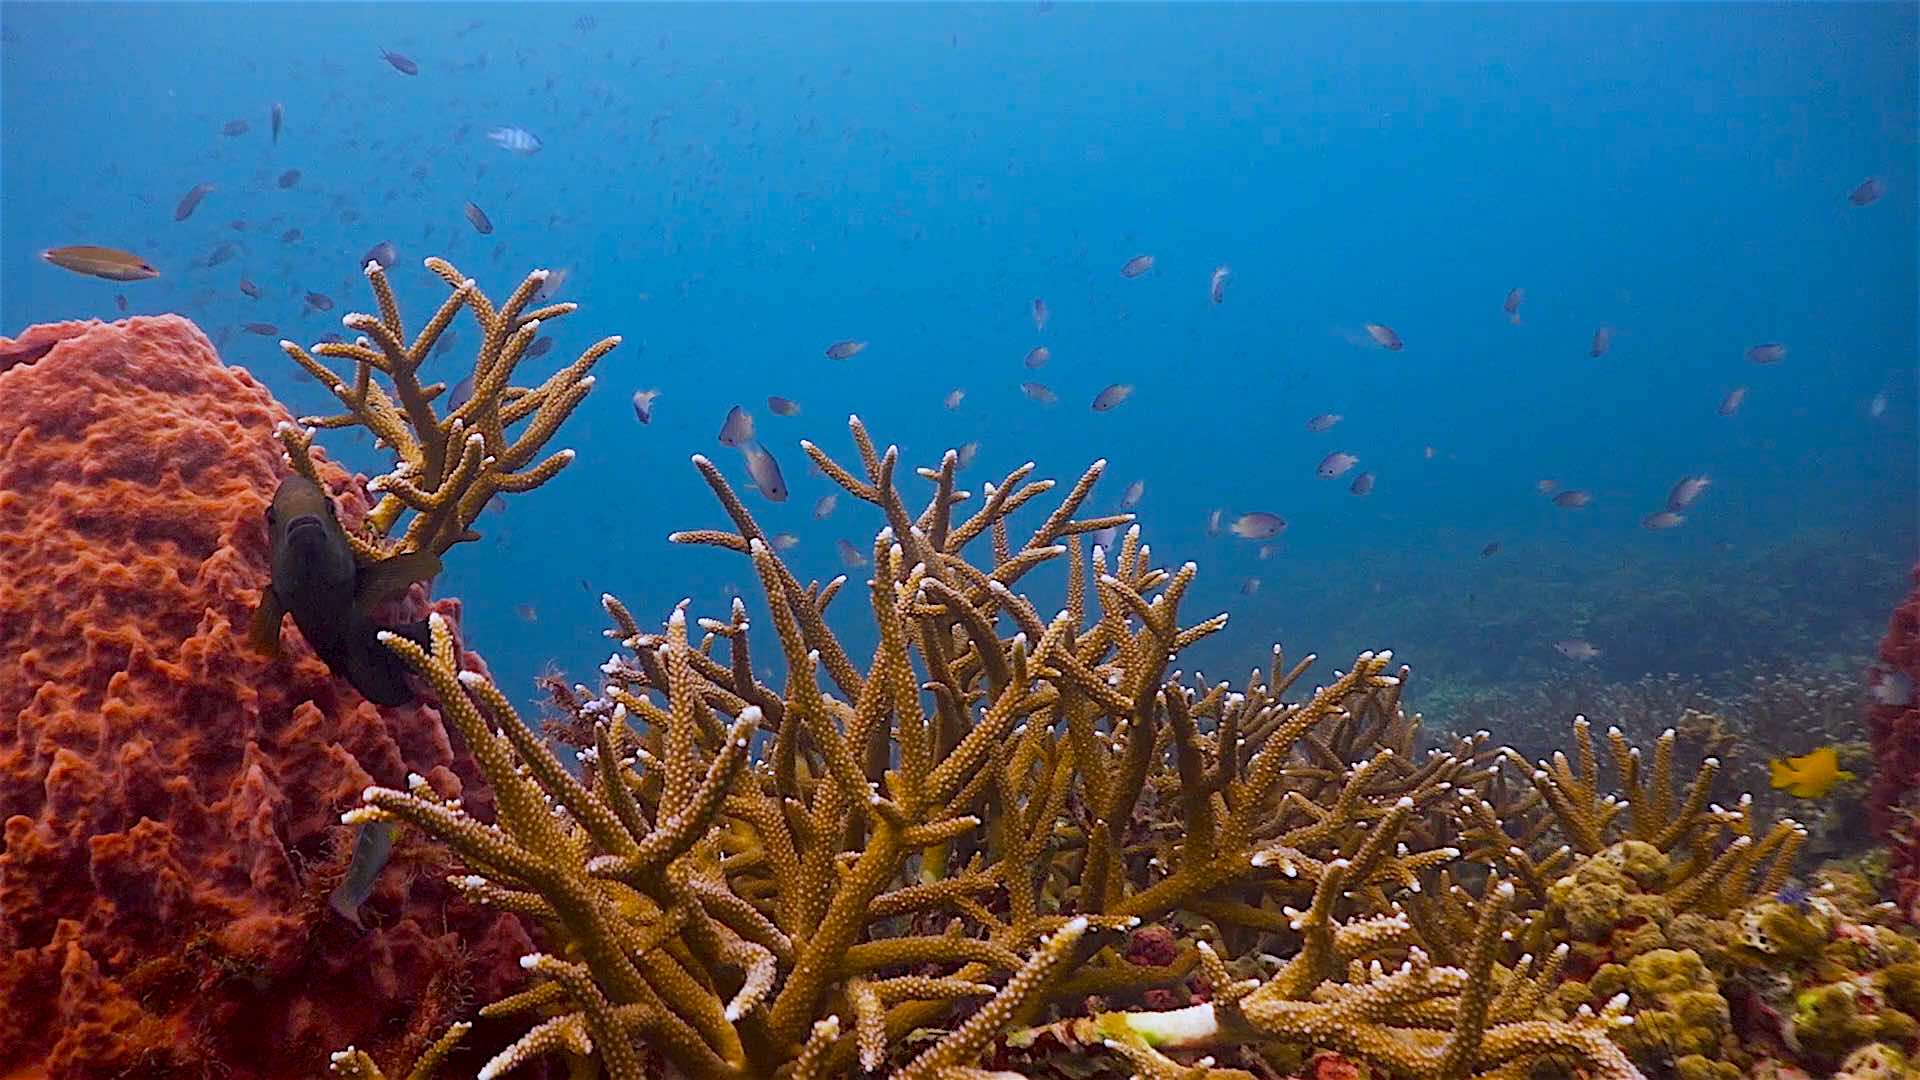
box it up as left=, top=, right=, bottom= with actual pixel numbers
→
left=1768, top=746, right=1855, bottom=799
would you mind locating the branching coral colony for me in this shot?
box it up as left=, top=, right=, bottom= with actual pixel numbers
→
left=277, top=257, right=618, bottom=558
left=322, top=412, right=1807, bottom=1080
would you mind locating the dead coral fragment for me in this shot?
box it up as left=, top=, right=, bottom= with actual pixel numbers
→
left=279, top=257, right=618, bottom=557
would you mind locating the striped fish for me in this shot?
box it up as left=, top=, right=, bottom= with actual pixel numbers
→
left=486, top=126, right=542, bottom=155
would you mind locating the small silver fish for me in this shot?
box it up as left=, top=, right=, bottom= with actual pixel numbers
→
left=1031, top=297, right=1048, bottom=330
left=448, top=375, right=476, bottom=411
left=955, top=440, right=979, bottom=469
left=1641, top=511, right=1686, bottom=530
left=1554, top=639, right=1601, bottom=661
left=813, top=493, right=837, bottom=519
left=836, top=538, right=867, bottom=567
left=277, top=169, right=301, bottom=189
left=718, top=405, right=754, bottom=447
left=271, top=101, right=285, bottom=144
left=1206, top=509, right=1223, bottom=536
left=770, top=532, right=801, bottom=552
left=1209, top=265, right=1229, bottom=304
left=174, top=181, right=215, bottom=221
left=1552, top=490, right=1591, bottom=509
left=1481, top=540, right=1502, bottom=558
left=1666, top=474, right=1711, bottom=511
left=1590, top=326, right=1612, bottom=358
left=1120, top=254, right=1154, bottom=278
left=944, top=387, right=965, bottom=410
left=1230, top=512, right=1285, bottom=540
left=487, top=125, right=542, bottom=154
left=825, top=339, right=867, bottom=360
left=1306, top=413, right=1342, bottom=432
left=380, top=49, right=419, bottom=75
left=1021, top=381, right=1057, bottom=405
left=1364, top=324, right=1402, bottom=351
left=1023, top=345, right=1050, bottom=369
left=329, top=821, right=395, bottom=929
left=222, top=118, right=250, bottom=136
left=631, top=388, right=659, bottom=424
left=1119, top=479, right=1144, bottom=510
left=1089, top=525, right=1119, bottom=550
left=1503, top=288, right=1523, bottom=325
left=362, top=240, right=397, bottom=270
left=1871, top=669, right=1913, bottom=707
left=1317, top=452, right=1358, bottom=479
left=1091, top=383, right=1133, bottom=412
left=1870, top=390, right=1889, bottom=418
left=1850, top=177, right=1885, bottom=206
left=463, top=201, right=494, bottom=235
left=1349, top=471, right=1375, bottom=496
left=1718, top=386, right=1748, bottom=416
left=768, top=395, right=801, bottom=416
left=1747, top=343, right=1787, bottom=365
left=535, top=267, right=570, bottom=302
left=740, top=440, right=787, bottom=502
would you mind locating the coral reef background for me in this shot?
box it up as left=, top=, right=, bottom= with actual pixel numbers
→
left=0, top=317, right=530, bottom=1078
left=0, top=5, right=1909, bottom=730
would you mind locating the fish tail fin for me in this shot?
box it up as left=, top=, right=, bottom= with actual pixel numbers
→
left=342, top=616, right=433, bottom=707
left=1768, top=758, right=1792, bottom=791
left=328, top=882, right=367, bottom=929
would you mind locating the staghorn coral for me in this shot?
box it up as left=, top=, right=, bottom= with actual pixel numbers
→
left=331, top=418, right=1810, bottom=1080
left=275, top=256, right=619, bottom=559
left=0, top=315, right=532, bottom=1079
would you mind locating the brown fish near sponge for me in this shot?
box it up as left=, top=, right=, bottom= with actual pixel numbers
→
left=249, top=476, right=442, bottom=706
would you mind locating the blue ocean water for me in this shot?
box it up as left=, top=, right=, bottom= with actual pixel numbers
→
left=3, top=2, right=1914, bottom=727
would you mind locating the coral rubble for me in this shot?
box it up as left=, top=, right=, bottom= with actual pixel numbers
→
left=0, top=315, right=529, bottom=1078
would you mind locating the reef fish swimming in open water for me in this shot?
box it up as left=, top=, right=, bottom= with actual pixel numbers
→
left=825, top=339, right=866, bottom=360
left=1363, top=323, right=1402, bottom=351
left=718, top=404, right=754, bottom=447
left=630, top=388, right=659, bottom=424
left=380, top=48, right=419, bottom=75
left=1120, top=254, right=1154, bottom=278
left=1768, top=746, right=1854, bottom=799
left=329, top=821, right=394, bottom=929
left=1091, top=383, right=1133, bottom=411
left=487, top=126, right=542, bottom=154
left=1317, top=451, right=1358, bottom=478
left=740, top=441, right=788, bottom=502
left=41, top=245, right=159, bottom=281
left=1229, top=512, right=1285, bottom=540
left=249, top=476, right=443, bottom=706
left=1554, top=638, right=1601, bottom=661
left=174, top=181, right=215, bottom=221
